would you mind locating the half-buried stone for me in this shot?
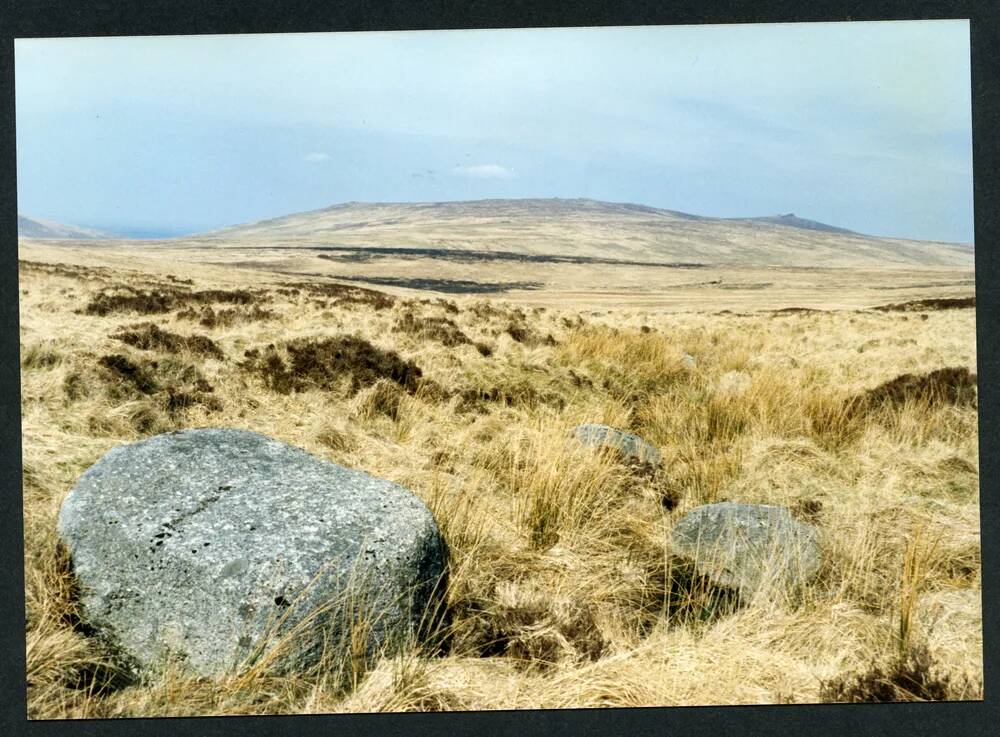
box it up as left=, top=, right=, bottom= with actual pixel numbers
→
left=57, top=428, right=448, bottom=680
left=669, top=502, right=821, bottom=601
left=570, top=423, right=662, bottom=467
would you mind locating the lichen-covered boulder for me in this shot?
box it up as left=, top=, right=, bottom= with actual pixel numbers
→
left=57, top=428, right=448, bottom=679
left=669, top=502, right=820, bottom=599
left=570, top=423, right=662, bottom=466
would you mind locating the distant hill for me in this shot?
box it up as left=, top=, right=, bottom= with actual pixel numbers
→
left=734, top=213, right=859, bottom=236
left=18, top=215, right=115, bottom=240
left=200, top=198, right=973, bottom=269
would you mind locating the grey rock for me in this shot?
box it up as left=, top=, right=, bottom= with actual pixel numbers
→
left=681, top=353, right=697, bottom=370
left=58, top=428, right=447, bottom=679
left=570, top=423, right=662, bottom=466
left=670, top=502, right=820, bottom=598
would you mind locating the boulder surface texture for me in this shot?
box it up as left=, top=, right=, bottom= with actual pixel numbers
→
left=670, top=502, right=820, bottom=598
left=570, top=423, right=662, bottom=466
left=58, top=428, right=447, bottom=679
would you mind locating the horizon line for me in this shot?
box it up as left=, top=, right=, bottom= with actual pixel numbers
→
left=19, top=196, right=975, bottom=246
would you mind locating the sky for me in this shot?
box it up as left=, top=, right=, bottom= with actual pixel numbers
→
left=15, top=21, right=973, bottom=241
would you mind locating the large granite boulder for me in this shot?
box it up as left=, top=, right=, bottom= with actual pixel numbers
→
left=57, top=428, right=448, bottom=679
left=570, top=423, right=662, bottom=466
left=669, top=502, right=820, bottom=599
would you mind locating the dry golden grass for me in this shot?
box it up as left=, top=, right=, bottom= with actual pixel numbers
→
left=17, top=248, right=982, bottom=717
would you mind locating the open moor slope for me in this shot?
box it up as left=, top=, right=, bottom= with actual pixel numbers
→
left=18, top=215, right=116, bottom=240
left=199, top=198, right=973, bottom=270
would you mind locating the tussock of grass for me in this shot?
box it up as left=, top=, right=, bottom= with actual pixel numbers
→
left=176, top=304, right=277, bottom=328
left=556, top=327, right=688, bottom=400
left=820, top=642, right=977, bottom=702
left=456, top=365, right=567, bottom=414
left=82, top=289, right=178, bottom=316
left=449, top=589, right=606, bottom=668
left=504, top=321, right=556, bottom=347
left=846, top=367, right=977, bottom=417
left=21, top=342, right=64, bottom=370
left=81, top=284, right=265, bottom=317
left=20, top=259, right=117, bottom=282
left=111, top=322, right=225, bottom=359
left=99, top=354, right=159, bottom=395
left=241, top=336, right=423, bottom=395
left=353, top=379, right=405, bottom=422
left=872, top=297, right=975, bottom=313
left=18, top=258, right=982, bottom=716
left=394, top=312, right=468, bottom=347
left=281, top=280, right=397, bottom=310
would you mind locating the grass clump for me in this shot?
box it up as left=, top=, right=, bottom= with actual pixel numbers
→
left=19, top=259, right=116, bottom=282
left=846, top=367, right=977, bottom=417
left=282, top=281, right=396, bottom=310
left=111, top=323, right=224, bottom=359
left=95, top=353, right=220, bottom=424
left=449, top=595, right=605, bottom=669
left=21, top=343, right=63, bottom=370
left=242, top=336, right=423, bottom=395
left=98, top=354, right=159, bottom=395
left=176, top=305, right=277, bottom=328
left=353, top=379, right=405, bottom=422
left=81, top=286, right=265, bottom=317
left=393, top=311, right=491, bottom=355
left=556, top=327, right=688, bottom=401
left=83, top=289, right=179, bottom=317
left=504, top=321, right=556, bottom=348
left=872, top=297, right=975, bottom=312
left=820, top=643, right=971, bottom=702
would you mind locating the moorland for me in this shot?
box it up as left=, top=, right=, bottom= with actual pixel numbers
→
left=19, top=199, right=981, bottom=715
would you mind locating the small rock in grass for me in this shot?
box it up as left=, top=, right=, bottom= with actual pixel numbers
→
left=669, top=502, right=820, bottom=599
left=570, top=423, right=662, bottom=466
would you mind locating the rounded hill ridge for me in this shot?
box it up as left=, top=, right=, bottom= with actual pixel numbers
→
left=196, top=198, right=973, bottom=270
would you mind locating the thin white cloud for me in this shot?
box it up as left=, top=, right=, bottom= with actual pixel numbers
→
left=304, top=152, right=331, bottom=163
left=452, top=163, right=516, bottom=179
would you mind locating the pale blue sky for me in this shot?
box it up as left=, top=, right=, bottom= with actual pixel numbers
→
left=15, top=21, right=973, bottom=241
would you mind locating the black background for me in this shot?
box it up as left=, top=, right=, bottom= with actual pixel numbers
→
left=1, top=2, right=997, bottom=735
